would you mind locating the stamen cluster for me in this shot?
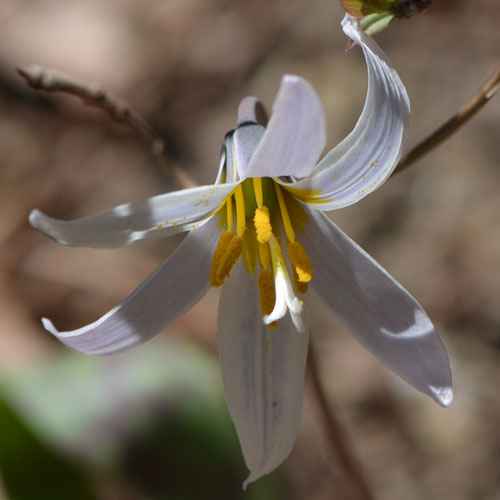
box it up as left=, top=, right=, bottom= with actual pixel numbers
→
left=209, top=177, right=313, bottom=329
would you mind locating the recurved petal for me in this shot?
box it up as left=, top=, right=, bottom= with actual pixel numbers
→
left=237, top=96, right=269, bottom=127
left=41, top=216, right=221, bottom=354
left=244, top=75, right=326, bottom=179
left=301, top=208, right=452, bottom=406
left=218, top=260, right=309, bottom=487
left=288, top=15, right=410, bottom=210
left=225, top=123, right=265, bottom=181
left=29, top=182, right=237, bottom=248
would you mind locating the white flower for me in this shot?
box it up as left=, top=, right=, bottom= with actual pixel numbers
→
left=29, top=15, right=452, bottom=486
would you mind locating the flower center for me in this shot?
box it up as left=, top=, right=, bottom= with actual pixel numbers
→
left=209, top=177, right=313, bottom=330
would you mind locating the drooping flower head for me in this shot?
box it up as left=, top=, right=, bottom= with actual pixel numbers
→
left=29, top=15, right=452, bottom=486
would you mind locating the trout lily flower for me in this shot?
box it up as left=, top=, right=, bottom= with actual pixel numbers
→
left=30, top=15, right=452, bottom=486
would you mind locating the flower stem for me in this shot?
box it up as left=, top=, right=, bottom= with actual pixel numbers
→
left=308, top=338, right=377, bottom=500
left=394, top=63, right=500, bottom=174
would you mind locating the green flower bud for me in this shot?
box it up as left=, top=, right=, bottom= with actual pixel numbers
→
left=341, top=0, right=433, bottom=37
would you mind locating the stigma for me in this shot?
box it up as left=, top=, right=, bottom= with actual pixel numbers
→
left=209, top=176, right=312, bottom=331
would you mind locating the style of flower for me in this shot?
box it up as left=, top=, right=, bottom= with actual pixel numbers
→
left=29, top=15, right=452, bottom=486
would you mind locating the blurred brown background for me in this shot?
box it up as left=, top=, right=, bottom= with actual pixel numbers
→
left=0, top=1, right=499, bottom=499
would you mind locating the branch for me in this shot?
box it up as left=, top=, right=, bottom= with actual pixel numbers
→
left=17, top=65, right=197, bottom=189
left=308, top=338, right=377, bottom=500
left=395, top=63, right=500, bottom=174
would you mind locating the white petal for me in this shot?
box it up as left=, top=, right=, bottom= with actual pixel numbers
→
left=301, top=209, right=452, bottom=406
left=245, top=75, right=326, bottom=178
left=214, top=146, right=227, bottom=184
left=41, top=216, right=221, bottom=354
left=237, top=96, right=268, bottom=126
left=288, top=15, right=410, bottom=209
left=218, top=260, right=309, bottom=486
left=29, top=182, right=237, bottom=248
left=225, top=123, right=265, bottom=180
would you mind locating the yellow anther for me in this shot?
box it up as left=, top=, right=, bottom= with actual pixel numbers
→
left=253, top=177, right=264, bottom=207
left=216, top=235, right=243, bottom=285
left=234, top=184, right=246, bottom=237
left=293, top=268, right=309, bottom=294
left=288, top=240, right=313, bottom=283
left=258, top=269, right=278, bottom=329
left=254, top=206, right=272, bottom=244
left=274, top=182, right=296, bottom=243
left=210, top=231, right=243, bottom=287
left=258, top=241, right=270, bottom=270
left=210, top=231, right=234, bottom=286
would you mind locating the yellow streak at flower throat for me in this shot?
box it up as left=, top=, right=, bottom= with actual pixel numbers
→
left=209, top=176, right=313, bottom=327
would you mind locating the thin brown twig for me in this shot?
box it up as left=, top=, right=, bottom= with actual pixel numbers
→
left=395, top=63, right=500, bottom=174
left=17, top=65, right=198, bottom=189
left=308, top=339, right=377, bottom=500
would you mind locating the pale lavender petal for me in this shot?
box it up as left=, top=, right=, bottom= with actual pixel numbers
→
left=289, top=15, right=410, bottom=209
left=42, top=216, right=221, bottom=354
left=301, top=208, right=452, bottom=406
left=245, top=75, right=326, bottom=178
left=29, top=182, right=237, bottom=248
left=218, top=260, right=309, bottom=486
left=237, top=96, right=269, bottom=126
left=225, top=123, right=265, bottom=181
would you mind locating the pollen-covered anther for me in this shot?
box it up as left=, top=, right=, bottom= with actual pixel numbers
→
left=216, top=235, right=243, bottom=285
left=293, top=268, right=309, bottom=294
left=287, top=240, right=313, bottom=283
left=258, top=269, right=278, bottom=329
left=210, top=231, right=243, bottom=287
left=253, top=206, right=273, bottom=244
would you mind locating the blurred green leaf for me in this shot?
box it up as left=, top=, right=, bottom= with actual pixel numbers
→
left=0, top=338, right=285, bottom=499
left=0, top=393, right=93, bottom=500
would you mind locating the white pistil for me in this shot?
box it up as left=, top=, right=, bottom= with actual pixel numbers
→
left=264, top=234, right=305, bottom=333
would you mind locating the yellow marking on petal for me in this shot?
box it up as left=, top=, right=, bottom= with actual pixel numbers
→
left=258, top=269, right=278, bottom=329
left=258, top=241, right=270, bottom=270
left=292, top=267, right=309, bottom=294
left=210, top=231, right=235, bottom=286
left=288, top=239, right=313, bottom=283
left=234, top=184, right=246, bottom=237
left=274, top=182, right=295, bottom=243
left=253, top=177, right=264, bottom=207
left=254, top=206, right=272, bottom=244
left=216, top=235, right=243, bottom=285
left=194, top=196, right=209, bottom=207
left=281, top=185, right=330, bottom=205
